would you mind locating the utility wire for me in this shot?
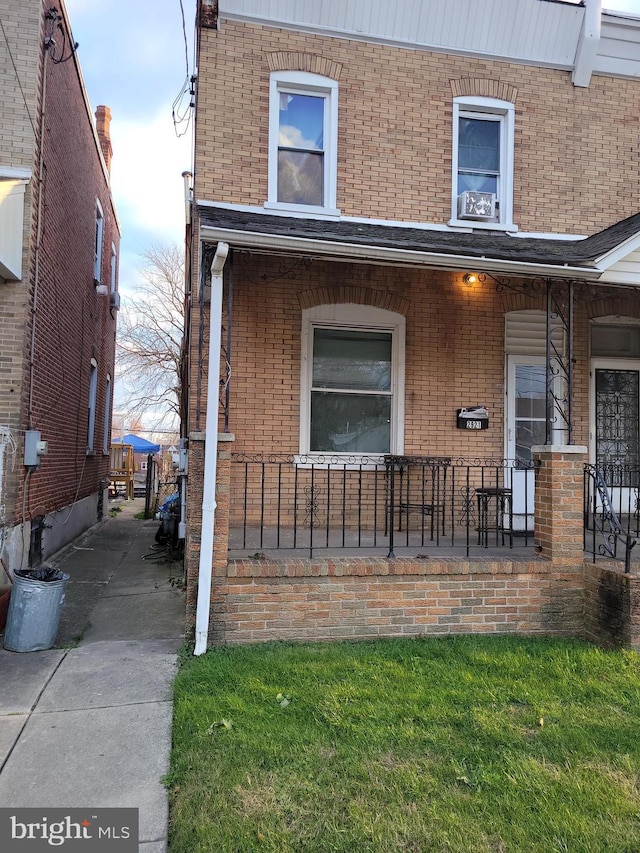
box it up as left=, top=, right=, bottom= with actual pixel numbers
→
left=172, top=0, right=194, bottom=138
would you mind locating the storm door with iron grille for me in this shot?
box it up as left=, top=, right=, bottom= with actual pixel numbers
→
left=591, top=324, right=640, bottom=515
left=592, top=362, right=640, bottom=512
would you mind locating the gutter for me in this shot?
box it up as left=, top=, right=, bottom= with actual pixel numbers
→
left=199, top=225, right=602, bottom=281
left=194, top=240, right=229, bottom=656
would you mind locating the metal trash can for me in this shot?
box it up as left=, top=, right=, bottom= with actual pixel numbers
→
left=3, top=566, right=70, bottom=652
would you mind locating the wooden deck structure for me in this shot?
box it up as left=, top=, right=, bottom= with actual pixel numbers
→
left=109, top=443, right=135, bottom=500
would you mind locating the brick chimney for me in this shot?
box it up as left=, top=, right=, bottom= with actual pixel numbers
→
left=95, top=105, right=113, bottom=174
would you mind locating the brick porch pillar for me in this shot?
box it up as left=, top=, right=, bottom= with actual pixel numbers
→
left=532, top=445, right=587, bottom=564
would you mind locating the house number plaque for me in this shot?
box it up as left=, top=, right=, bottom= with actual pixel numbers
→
left=456, top=407, right=489, bottom=430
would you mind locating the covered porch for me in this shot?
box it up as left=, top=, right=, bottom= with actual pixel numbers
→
left=186, top=208, right=640, bottom=649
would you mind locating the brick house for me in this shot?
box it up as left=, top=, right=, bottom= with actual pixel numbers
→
left=184, top=0, right=640, bottom=651
left=0, top=0, right=120, bottom=573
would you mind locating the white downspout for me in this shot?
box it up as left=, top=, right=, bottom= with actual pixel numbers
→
left=194, top=241, right=229, bottom=656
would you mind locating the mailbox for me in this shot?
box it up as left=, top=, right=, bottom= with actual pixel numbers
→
left=456, top=406, right=489, bottom=430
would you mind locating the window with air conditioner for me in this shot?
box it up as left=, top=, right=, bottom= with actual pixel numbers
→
left=267, top=71, right=339, bottom=216
left=450, top=97, right=515, bottom=231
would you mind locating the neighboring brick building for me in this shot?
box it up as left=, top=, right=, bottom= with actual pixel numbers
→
left=184, top=0, right=640, bottom=650
left=0, top=0, right=120, bottom=572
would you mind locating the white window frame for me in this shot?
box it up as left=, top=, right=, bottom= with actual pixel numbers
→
left=87, top=358, right=98, bottom=454
left=449, top=96, right=516, bottom=232
left=103, top=372, right=112, bottom=454
left=299, top=304, right=405, bottom=464
left=110, top=243, right=118, bottom=294
left=94, top=199, right=104, bottom=283
left=266, top=70, right=340, bottom=217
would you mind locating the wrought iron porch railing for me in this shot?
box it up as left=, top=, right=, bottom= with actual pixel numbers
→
left=229, top=454, right=535, bottom=559
left=584, top=464, right=638, bottom=573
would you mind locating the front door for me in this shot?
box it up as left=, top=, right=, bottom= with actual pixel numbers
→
left=591, top=360, right=640, bottom=513
left=506, top=357, right=546, bottom=529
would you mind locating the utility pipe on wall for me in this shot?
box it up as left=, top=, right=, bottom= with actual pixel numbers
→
left=194, top=240, right=229, bottom=656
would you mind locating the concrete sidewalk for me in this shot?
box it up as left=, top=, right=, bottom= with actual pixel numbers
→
left=0, top=500, right=185, bottom=852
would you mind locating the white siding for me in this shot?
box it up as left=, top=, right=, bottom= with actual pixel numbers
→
left=594, top=16, right=640, bottom=79
left=505, top=310, right=563, bottom=356
left=220, top=0, right=583, bottom=67
left=600, top=249, right=640, bottom=286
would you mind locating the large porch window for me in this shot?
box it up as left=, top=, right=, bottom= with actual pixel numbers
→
left=300, top=305, right=405, bottom=458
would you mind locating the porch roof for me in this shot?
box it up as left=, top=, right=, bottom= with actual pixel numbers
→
left=198, top=204, right=640, bottom=281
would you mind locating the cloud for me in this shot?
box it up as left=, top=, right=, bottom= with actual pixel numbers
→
left=110, top=108, right=191, bottom=245
left=279, top=125, right=320, bottom=150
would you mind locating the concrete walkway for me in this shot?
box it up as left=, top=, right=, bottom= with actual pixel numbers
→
left=0, top=500, right=185, bottom=852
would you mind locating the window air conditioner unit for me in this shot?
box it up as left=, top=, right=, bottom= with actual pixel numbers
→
left=457, top=191, right=496, bottom=221
left=110, top=291, right=121, bottom=310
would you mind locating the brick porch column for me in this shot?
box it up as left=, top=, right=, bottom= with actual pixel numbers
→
left=532, top=445, right=587, bottom=564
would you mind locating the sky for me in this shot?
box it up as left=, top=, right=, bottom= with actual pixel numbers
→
left=64, top=0, right=197, bottom=298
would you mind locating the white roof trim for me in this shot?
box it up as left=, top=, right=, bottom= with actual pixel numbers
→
left=0, top=166, right=32, bottom=181
left=595, top=230, right=640, bottom=269
left=199, top=223, right=602, bottom=280
left=218, top=0, right=640, bottom=84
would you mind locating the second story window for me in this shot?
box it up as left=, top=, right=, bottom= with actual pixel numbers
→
left=87, top=358, right=98, bottom=453
left=110, top=244, right=117, bottom=294
left=94, top=199, right=104, bottom=283
left=450, top=97, right=516, bottom=231
left=103, top=372, right=112, bottom=454
left=267, top=71, right=339, bottom=215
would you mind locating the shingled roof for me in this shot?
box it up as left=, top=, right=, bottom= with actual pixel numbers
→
left=198, top=205, right=640, bottom=277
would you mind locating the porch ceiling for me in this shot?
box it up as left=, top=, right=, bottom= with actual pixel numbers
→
left=198, top=204, right=640, bottom=282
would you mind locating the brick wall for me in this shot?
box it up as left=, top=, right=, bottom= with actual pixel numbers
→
left=0, top=1, right=119, bottom=566
left=191, top=253, right=513, bottom=462
left=27, top=42, right=119, bottom=525
left=206, top=556, right=583, bottom=645
left=195, top=20, right=640, bottom=235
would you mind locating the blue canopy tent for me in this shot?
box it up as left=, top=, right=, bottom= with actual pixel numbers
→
left=112, top=433, right=160, bottom=454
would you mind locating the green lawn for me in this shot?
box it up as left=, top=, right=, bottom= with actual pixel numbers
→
left=168, top=636, right=640, bottom=852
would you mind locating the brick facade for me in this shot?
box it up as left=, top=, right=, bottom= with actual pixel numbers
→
left=207, top=557, right=584, bottom=646
left=0, top=1, right=119, bottom=571
left=185, top=3, right=640, bottom=650
left=195, top=20, right=640, bottom=235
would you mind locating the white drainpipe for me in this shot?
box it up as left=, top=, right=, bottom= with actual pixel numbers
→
left=194, top=241, right=229, bottom=656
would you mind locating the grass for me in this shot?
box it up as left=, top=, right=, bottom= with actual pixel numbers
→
left=168, top=636, right=640, bottom=852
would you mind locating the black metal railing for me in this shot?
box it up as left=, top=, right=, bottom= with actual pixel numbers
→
left=229, top=453, right=535, bottom=558
left=584, top=464, right=638, bottom=572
